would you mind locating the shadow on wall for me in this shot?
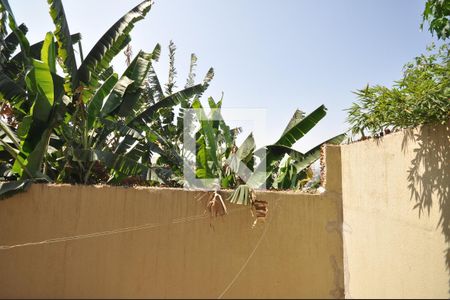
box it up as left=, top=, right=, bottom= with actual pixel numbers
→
left=403, top=122, right=450, bottom=291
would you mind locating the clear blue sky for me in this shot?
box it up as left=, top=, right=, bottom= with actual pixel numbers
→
left=9, top=0, right=438, bottom=151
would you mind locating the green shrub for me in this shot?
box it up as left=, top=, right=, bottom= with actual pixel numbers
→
left=347, top=43, right=450, bottom=137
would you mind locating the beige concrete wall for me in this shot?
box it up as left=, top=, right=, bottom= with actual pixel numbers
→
left=5, top=120, right=446, bottom=299
left=0, top=147, right=344, bottom=299
left=341, top=122, right=450, bottom=299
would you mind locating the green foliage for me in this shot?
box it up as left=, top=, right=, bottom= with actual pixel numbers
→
left=245, top=106, right=345, bottom=190
left=47, top=0, right=79, bottom=93
left=191, top=97, right=242, bottom=188
left=0, top=0, right=345, bottom=201
left=422, top=0, right=450, bottom=40
left=77, top=0, right=153, bottom=89
left=347, top=44, right=450, bottom=137
left=0, top=0, right=210, bottom=190
left=0, top=179, right=31, bottom=199
left=194, top=103, right=345, bottom=197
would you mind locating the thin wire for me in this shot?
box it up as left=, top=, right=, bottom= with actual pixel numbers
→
left=0, top=222, right=162, bottom=250
left=217, top=200, right=279, bottom=299
left=0, top=207, right=247, bottom=251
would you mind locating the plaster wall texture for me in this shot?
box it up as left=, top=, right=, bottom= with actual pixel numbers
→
left=341, top=122, right=449, bottom=299
left=0, top=146, right=344, bottom=299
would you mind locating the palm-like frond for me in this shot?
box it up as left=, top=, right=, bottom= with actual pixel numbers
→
left=236, top=133, right=256, bottom=162
left=0, top=180, right=31, bottom=199
left=72, top=148, right=150, bottom=179
left=87, top=73, right=118, bottom=128
left=47, top=0, right=79, bottom=93
left=2, top=10, right=30, bottom=62
left=128, top=83, right=205, bottom=128
left=0, top=72, right=25, bottom=103
left=78, top=0, right=152, bottom=87
left=100, top=76, right=134, bottom=117
left=117, top=50, right=153, bottom=117
left=1, top=23, right=27, bottom=62
left=274, top=105, right=327, bottom=148
left=0, top=0, right=13, bottom=17
left=5, top=33, right=80, bottom=79
left=293, top=134, right=345, bottom=171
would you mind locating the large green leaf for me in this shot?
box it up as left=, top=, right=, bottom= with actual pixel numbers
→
left=72, top=148, right=150, bottom=178
left=25, top=59, right=54, bottom=123
left=246, top=106, right=339, bottom=189
left=281, top=109, right=305, bottom=136
left=14, top=62, right=65, bottom=178
left=236, top=133, right=255, bottom=162
left=226, top=133, right=255, bottom=180
left=0, top=0, right=13, bottom=17
left=100, top=76, right=134, bottom=117
left=195, top=135, right=212, bottom=179
left=293, top=133, right=346, bottom=171
left=87, top=73, right=118, bottom=128
left=100, top=118, right=144, bottom=142
left=274, top=105, right=327, bottom=148
left=146, top=63, right=164, bottom=104
left=192, top=99, right=219, bottom=170
left=78, top=0, right=152, bottom=86
left=47, top=0, right=78, bottom=93
left=251, top=133, right=346, bottom=188
left=0, top=72, right=26, bottom=102
left=23, top=126, right=53, bottom=178
left=96, top=119, right=148, bottom=161
left=0, top=0, right=30, bottom=60
left=122, top=50, right=152, bottom=87
left=1, top=23, right=27, bottom=61
left=0, top=179, right=31, bottom=200
left=117, top=50, right=153, bottom=117
left=40, top=32, right=56, bottom=73
left=5, top=14, right=30, bottom=62
left=150, top=43, right=161, bottom=61
left=266, top=144, right=305, bottom=162
left=129, top=84, right=204, bottom=127
left=113, top=135, right=143, bottom=159
left=9, top=33, right=80, bottom=65
left=267, top=134, right=345, bottom=172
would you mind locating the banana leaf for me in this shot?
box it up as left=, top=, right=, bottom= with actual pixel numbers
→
left=48, top=0, right=79, bottom=93
left=0, top=179, right=31, bottom=200
left=0, top=72, right=26, bottom=102
left=274, top=105, right=327, bottom=148
left=87, top=73, right=118, bottom=128
left=78, top=0, right=152, bottom=86
left=1, top=23, right=27, bottom=61
left=129, top=84, right=204, bottom=128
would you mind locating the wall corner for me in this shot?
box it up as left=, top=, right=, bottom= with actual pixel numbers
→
left=322, top=144, right=343, bottom=195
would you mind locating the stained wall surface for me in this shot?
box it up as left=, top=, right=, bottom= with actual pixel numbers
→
left=341, top=122, right=450, bottom=299
left=2, top=121, right=448, bottom=299
left=0, top=147, right=344, bottom=299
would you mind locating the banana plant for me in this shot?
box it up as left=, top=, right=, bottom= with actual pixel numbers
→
left=51, top=46, right=211, bottom=184
left=247, top=105, right=345, bottom=188
left=123, top=41, right=214, bottom=185
left=0, top=31, right=65, bottom=196
left=271, top=155, right=316, bottom=190
left=189, top=96, right=245, bottom=189
left=228, top=105, right=346, bottom=206
left=0, top=0, right=213, bottom=191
